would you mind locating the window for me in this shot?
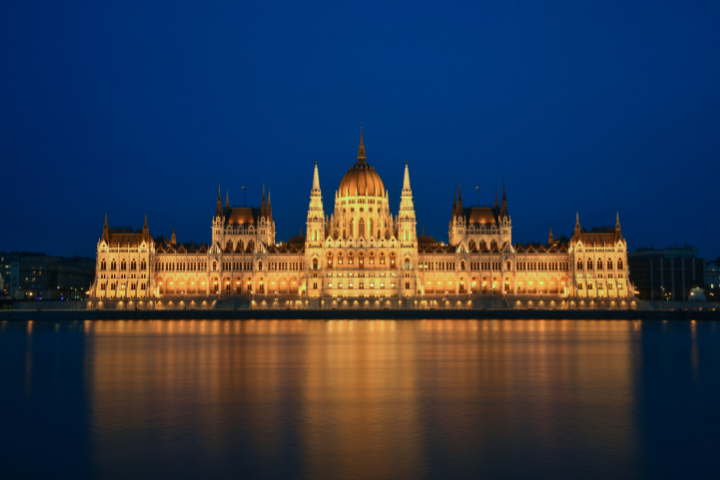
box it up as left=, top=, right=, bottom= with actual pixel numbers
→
left=101, top=260, right=107, bottom=270
left=607, top=259, right=613, bottom=269
left=618, top=259, right=623, bottom=269
left=597, top=259, right=603, bottom=270
left=587, top=259, right=593, bottom=270
left=121, top=260, right=127, bottom=271
left=141, top=260, right=146, bottom=270
left=405, top=282, right=410, bottom=290
left=111, top=260, right=117, bottom=270
left=577, top=260, right=583, bottom=270
left=506, top=261, right=511, bottom=270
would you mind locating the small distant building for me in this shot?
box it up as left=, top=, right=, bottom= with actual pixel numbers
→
left=628, top=245, right=705, bottom=301
left=706, top=258, right=720, bottom=290
left=0, top=251, right=95, bottom=300
left=0, top=252, right=11, bottom=297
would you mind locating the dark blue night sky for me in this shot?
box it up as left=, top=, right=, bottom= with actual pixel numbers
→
left=2, top=1, right=719, bottom=258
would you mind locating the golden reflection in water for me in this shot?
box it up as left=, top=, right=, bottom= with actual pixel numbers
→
left=86, top=320, right=639, bottom=479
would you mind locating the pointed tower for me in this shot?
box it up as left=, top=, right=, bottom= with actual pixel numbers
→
left=548, top=226, right=554, bottom=245
left=267, top=191, right=273, bottom=222
left=170, top=226, right=177, bottom=245
left=398, top=160, right=418, bottom=298
left=306, top=160, right=326, bottom=245
left=452, top=190, right=457, bottom=218
left=500, top=182, right=508, bottom=218
left=261, top=184, right=267, bottom=217
left=225, top=190, right=230, bottom=209
left=457, top=183, right=463, bottom=214
left=102, top=213, right=110, bottom=243
left=575, top=212, right=581, bottom=236
left=215, top=183, right=223, bottom=218
left=357, top=127, right=367, bottom=163
left=142, top=214, right=150, bottom=242
left=615, top=212, right=623, bottom=240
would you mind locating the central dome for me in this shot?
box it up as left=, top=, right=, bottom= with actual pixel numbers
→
left=338, top=129, right=385, bottom=198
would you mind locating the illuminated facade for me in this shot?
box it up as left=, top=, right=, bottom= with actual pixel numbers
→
left=91, top=130, right=632, bottom=304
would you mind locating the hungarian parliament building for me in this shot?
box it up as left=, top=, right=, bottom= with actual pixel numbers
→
left=91, top=131, right=632, bottom=307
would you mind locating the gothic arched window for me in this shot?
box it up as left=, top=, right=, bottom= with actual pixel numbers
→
left=597, top=259, right=603, bottom=270
left=111, top=260, right=117, bottom=270
left=577, top=260, right=583, bottom=270
left=120, top=260, right=127, bottom=271
left=101, top=259, right=106, bottom=270
left=618, top=259, right=623, bottom=269
left=607, top=259, right=613, bottom=269
left=587, top=259, right=593, bottom=270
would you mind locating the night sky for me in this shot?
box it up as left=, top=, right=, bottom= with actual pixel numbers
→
left=2, top=1, right=719, bottom=259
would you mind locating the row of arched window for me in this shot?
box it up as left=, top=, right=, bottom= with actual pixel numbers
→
left=516, top=261, right=570, bottom=272
left=101, top=259, right=146, bottom=271
left=213, top=261, right=263, bottom=271
left=577, top=258, right=623, bottom=270
left=99, top=282, right=146, bottom=290
left=155, top=262, right=207, bottom=271
left=325, top=251, right=396, bottom=268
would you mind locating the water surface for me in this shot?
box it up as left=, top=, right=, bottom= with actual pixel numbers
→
left=1, top=319, right=719, bottom=479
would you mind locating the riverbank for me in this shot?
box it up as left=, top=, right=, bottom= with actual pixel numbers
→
left=1, top=308, right=717, bottom=321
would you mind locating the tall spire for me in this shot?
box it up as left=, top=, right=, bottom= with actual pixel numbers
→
left=548, top=226, right=554, bottom=245
left=575, top=212, right=581, bottom=234
left=500, top=182, right=508, bottom=218
left=215, top=184, right=223, bottom=218
left=225, top=190, right=230, bottom=209
left=357, top=127, right=366, bottom=162
left=267, top=191, right=273, bottom=221
left=402, top=160, right=412, bottom=193
left=102, top=213, right=109, bottom=242
left=615, top=212, right=622, bottom=236
left=142, top=214, right=149, bottom=241
left=171, top=225, right=176, bottom=245
left=453, top=190, right=457, bottom=217
left=312, top=159, right=322, bottom=195
left=457, top=182, right=463, bottom=212
left=261, top=183, right=267, bottom=216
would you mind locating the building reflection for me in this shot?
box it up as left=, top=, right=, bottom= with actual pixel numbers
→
left=86, top=319, right=641, bottom=479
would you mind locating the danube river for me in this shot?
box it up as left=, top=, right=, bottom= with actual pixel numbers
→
left=1, top=319, right=718, bottom=479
